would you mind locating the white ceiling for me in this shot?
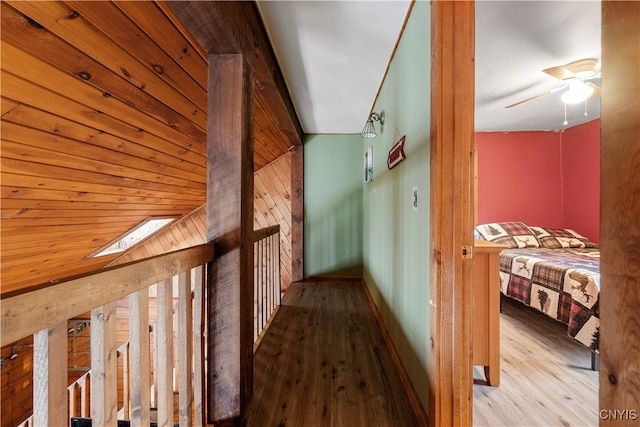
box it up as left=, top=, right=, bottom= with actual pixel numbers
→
left=257, top=0, right=412, bottom=134
left=258, top=1, right=601, bottom=135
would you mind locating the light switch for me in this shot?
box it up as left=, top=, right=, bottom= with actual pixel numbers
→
left=412, top=186, right=418, bottom=210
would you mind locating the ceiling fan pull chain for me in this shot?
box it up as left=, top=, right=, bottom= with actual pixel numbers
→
left=584, top=99, right=589, bottom=117
left=563, top=103, right=568, bottom=126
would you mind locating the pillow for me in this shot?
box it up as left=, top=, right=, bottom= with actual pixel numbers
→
left=528, top=226, right=599, bottom=249
left=474, top=222, right=539, bottom=248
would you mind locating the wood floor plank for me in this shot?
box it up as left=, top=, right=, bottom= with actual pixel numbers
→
left=246, top=280, right=421, bottom=427
left=473, top=297, right=599, bottom=427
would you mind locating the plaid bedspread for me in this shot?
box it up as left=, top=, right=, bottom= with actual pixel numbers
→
left=499, top=248, right=600, bottom=352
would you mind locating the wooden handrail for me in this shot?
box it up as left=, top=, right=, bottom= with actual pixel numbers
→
left=1, top=244, right=214, bottom=346
left=253, top=224, right=280, bottom=242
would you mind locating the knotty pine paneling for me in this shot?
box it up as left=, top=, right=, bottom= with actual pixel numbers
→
left=108, top=207, right=207, bottom=266
left=0, top=1, right=293, bottom=295
left=110, top=152, right=294, bottom=293
left=254, top=152, right=293, bottom=293
left=1, top=336, right=34, bottom=427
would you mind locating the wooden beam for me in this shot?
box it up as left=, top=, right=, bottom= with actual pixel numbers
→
left=167, top=1, right=303, bottom=148
left=429, top=2, right=475, bottom=426
left=205, top=53, right=255, bottom=424
left=600, top=1, right=640, bottom=419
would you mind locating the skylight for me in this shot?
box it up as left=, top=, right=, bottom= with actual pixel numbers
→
left=92, top=217, right=175, bottom=257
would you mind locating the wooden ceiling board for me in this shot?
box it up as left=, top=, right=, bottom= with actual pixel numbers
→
left=1, top=1, right=298, bottom=294
left=0, top=3, right=207, bottom=144
left=5, top=0, right=208, bottom=130
left=1, top=104, right=207, bottom=177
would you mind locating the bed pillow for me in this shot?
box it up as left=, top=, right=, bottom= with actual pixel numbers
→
left=528, top=226, right=599, bottom=249
left=474, top=222, right=539, bottom=248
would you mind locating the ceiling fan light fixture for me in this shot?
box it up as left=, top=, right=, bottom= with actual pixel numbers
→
left=561, top=80, right=594, bottom=104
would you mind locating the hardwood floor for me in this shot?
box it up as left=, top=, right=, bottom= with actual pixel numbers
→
left=473, top=296, right=599, bottom=427
left=244, top=280, right=421, bottom=427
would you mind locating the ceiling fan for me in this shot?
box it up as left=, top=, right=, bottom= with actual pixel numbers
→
left=506, top=58, right=601, bottom=109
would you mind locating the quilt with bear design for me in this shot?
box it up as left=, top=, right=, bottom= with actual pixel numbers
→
left=499, top=247, right=600, bottom=352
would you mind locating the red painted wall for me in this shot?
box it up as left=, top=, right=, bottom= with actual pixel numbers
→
left=476, top=119, right=600, bottom=243
left=562, top=119, right=600, bottom=242
left=475, top=131, right=563, bottom=227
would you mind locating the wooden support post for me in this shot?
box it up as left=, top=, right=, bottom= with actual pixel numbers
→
left=291, top=145, right=304, bottom=282
left=429, top=2, right=475, bottom=426
left=600, top=1, right=640, bottom=418
left=91, top=302, right=118, bottom=427
left=206, top=53, right=255, bottom=424
left=33, top=321, right=68, bottom=427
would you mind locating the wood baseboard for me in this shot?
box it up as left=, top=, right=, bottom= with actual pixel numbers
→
left=302, top=275, right=362, bottom=282
left=361, top=279, right=429, bottom=427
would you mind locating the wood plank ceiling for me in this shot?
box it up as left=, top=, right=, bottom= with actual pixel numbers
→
left=1, top=1, right=302, bottom=294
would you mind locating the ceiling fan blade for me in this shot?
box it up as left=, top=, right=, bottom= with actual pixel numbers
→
left=564, top=58, right=597, bottom=76
left=505, top=84, right=566, bottom=109
left=542, top=65, right=575, bottom=81
left=505, top=91, right=552, bottom=108
left=586, top=81, right=601, bottom=98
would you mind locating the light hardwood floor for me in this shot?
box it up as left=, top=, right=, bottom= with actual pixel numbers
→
left=244, top=280, right=421, bottom=427
left=473, top=296, right=599, bottom=427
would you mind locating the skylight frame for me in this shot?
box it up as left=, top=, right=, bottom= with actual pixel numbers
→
left=89, top=216, right=177, bottom=258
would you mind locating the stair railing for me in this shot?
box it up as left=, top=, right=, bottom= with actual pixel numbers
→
left=253, top=225, right=282, bottom=348
left=2, top=244, right=213, bottom=427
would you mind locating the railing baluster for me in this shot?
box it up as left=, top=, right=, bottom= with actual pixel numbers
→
left=129, top=288, right=151, bottom=427
left=121, top=343, right=130, bottom=420
left=91, top=302, right=118, bottom=426
left=178, top=270, right=194, bottom=426
left=33, top=322, right=67, bottom=427
left=193, top=265, right=206, bottom=427
left=81, top=373, right=90, bottom=418
left=69, top=382, right=76, bottom=418
left=254, top=244, right=259, bottom=342
left=156, top=278, right=174, bottom=426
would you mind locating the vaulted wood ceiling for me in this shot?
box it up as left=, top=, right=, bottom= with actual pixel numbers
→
left=1, top=1, right=302, bottom=294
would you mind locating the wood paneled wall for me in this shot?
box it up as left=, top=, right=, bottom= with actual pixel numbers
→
left=108, top=208, right=207, bottom=266
left=111, top=152, right=294, bottom=293
left=254, top=152, right=293, bottom=293
left=1, top=336, right=34, bottom=427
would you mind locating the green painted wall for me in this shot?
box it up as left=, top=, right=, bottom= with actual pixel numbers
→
left=362, top=1, right=431, bottom=408
left=304, top=134, right=363, bottom=277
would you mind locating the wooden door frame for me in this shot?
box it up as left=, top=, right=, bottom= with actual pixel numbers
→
left=600, top=1, right=640, bottom=418
left=429, top=2, right=640, bottom=426
left=429, top=2, right=475, bottom=426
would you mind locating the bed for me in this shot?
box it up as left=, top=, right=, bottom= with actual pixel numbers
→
left=475, top=222, right=600, bottom=355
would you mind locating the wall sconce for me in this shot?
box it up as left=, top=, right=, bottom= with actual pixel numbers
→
left=360, top=110, right=385, bottom=138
